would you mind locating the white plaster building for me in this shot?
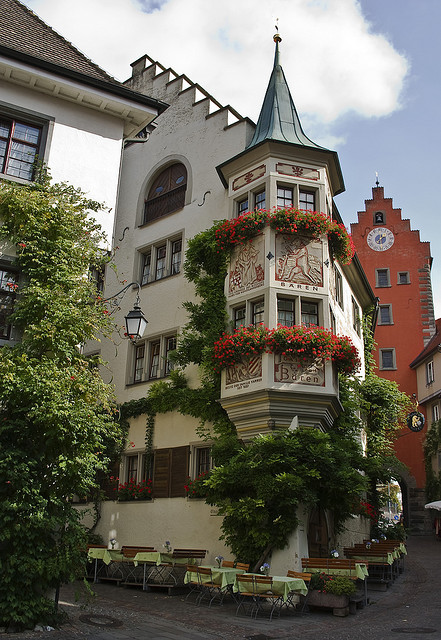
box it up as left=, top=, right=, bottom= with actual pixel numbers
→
left=90, top=36, right=375, bottom=572
left=0, top=0, right=166, bottom=343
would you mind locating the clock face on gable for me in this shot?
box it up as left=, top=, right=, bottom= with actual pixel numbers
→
left=367, top=227, right=395, bottom=251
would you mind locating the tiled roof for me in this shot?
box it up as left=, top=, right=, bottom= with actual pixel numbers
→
left=410, top=318, right=441, bottom=368
left=0, top=0, right=119, bottom=84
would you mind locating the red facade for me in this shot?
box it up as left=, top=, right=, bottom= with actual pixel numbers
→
left=351, top=186, right=435, bottom=488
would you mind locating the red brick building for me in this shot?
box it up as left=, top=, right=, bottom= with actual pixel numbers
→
left=351, top=184, right=435, bottom=532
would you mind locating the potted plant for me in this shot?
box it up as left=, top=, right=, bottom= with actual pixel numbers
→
left=307, top=573, right=356, bottom=616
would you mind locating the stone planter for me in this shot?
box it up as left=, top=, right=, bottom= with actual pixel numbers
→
left=306, top=590, right=350, bottom=617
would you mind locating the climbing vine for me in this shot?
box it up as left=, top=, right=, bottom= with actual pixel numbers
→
left=424, top=420, right=441, bottom=501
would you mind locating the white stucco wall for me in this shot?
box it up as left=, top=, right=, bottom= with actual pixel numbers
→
left=1, top=82, right=125, bottom=242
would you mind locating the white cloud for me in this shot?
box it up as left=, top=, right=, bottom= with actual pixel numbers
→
left=27, top=0, right=408, bottom=132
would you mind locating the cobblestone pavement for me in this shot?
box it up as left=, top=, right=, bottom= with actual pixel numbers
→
left=2, top=535, right=440, bottom=640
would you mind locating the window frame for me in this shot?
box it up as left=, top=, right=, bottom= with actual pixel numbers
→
left=378, top=304, right=393, bottom=325
left=277, top=185, right=293, bottom=208
left=0, top=103, right=51, bottom=183
left=152, top=446, right=189, bottom=498
left=140, top=235, right=183, bottom=285
left=334, top=266, right=344, bottom=309
left=233, top=305, right=246, bottom=330
left=351, top=296, right=361, bottom=335
left=251, top=298, right=265, bottom=326
left=432, top=403, right=439, bottom=424
left=298, top=189, right=316, bottom=212
left=301, top=299, right=319, bottom=327
left=426, top=360, right=435, bottom=386
left=379, top=348, right=396, bottom=370
left=375, top=268, right=391, bottom=288
left=143, top=163, right=187, bottom=224
left=397, top=271, right=410, bottom=285
left=0, top=264, right=18, bottom=341
left=277, top=297, right=295, bottom=327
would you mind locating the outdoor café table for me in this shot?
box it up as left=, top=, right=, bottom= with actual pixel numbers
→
left=133, top=551, right=194, bottom=589
left=87, top=548, right=124, bottom=583
left=184, top=565, right=246, bottom=591
left=233, top=574, right=308, bottom=604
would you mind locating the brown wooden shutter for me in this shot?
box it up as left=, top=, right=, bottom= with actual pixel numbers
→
left=152, top=448, right=171, bottom=498
left=152, top=446, right=189, bottom=498
left=170, top=446, right=189, bottom=498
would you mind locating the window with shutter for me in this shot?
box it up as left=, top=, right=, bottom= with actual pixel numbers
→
left=144, top=163, right=187, bottom=223
left=152, top=446, right=189, bottom=498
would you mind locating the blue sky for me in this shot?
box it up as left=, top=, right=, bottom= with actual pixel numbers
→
left=25, top=0, right=441, bottom=316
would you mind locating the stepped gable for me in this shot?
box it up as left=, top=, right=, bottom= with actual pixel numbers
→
left=127, top=54, right=248, bottom=129
left=0, top=0, right=119, bottom=84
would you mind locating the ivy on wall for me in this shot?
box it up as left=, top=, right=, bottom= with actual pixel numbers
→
left=424, top=420, right=441, bottom=501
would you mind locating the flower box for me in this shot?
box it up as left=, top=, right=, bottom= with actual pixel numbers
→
left=307, top=590, right=350, bottom=617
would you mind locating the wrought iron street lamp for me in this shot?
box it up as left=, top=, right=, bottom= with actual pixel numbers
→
left=102, top=282, right=147, bottom=343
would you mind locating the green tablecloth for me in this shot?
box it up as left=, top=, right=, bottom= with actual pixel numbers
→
left=185, top=566, right=245, bottom=590
left=304, top=563, right=368, bottom=580
left=352, top=552, right=394, bottom=565
left=234, top=574, right=308, bottom=601
left=133, top=551, right=192, bottom=567
left=87, top=548, right=124, bottom=565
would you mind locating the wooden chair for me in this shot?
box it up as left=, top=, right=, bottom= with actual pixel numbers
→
left=235, top=575, right=281, bottom=620
left=221, top=560, right=235, bottom=568
left=235, top=562, right=250, bottom=571
left=196, top=566, right=228, bottom=607
left=286, top=570, right=312, bottom=614
left=185, top=564, right=201, bottom=603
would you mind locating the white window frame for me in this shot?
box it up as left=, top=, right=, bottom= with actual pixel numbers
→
left=432, top=403, right=440, bottom=423
left=140, top=234, right=182, bottom=285
left=334, top=266, right=344, bottom=309
left=130, top=333, right=177, bottom=384
left=426, top=360, right=435, bottom=386
left=351, top=296, right=361, bottom=335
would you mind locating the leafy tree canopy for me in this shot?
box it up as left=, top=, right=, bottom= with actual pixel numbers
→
left=0, top=176, right=124, bottom=629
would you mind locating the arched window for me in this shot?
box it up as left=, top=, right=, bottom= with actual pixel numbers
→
left=143, top=163, right=187, bottom=224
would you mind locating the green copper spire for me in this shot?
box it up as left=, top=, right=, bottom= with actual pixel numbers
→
left=247, top=34, right=324, bottom=150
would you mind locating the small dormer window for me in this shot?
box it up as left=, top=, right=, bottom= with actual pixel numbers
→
left=143, top=163, right=187, bottom=224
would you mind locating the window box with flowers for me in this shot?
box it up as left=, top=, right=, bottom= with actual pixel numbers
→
left=213, top=325, right=360, bottom=376
left=117, top=478, right=153, bottom=501
left=215, top=207, right=355, bottom=265
left=184, top=471, right=210, bottom=499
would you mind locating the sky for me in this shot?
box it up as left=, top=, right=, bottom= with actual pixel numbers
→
left=25, top=0, right=441, bottom=316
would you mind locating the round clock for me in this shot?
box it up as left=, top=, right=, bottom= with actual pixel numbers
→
left=367, top=227, right=394, bottom=251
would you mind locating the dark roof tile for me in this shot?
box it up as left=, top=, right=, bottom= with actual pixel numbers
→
left=0, top=0, right=119, bottom=84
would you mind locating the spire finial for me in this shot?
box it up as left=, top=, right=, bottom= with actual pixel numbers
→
left=375, top=171, right=380, bottom=187
left=274, top=19, right=281, bottom=43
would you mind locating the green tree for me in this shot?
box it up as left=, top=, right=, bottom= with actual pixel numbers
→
left=204, top=428, right=367, bottom=568
left=0, top=176, right=125, bottom=629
